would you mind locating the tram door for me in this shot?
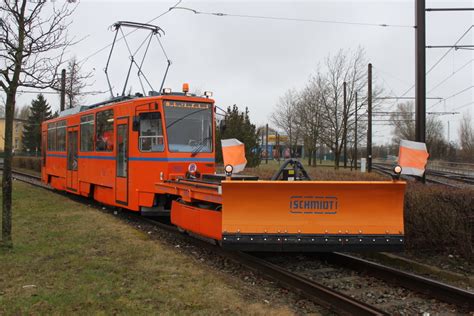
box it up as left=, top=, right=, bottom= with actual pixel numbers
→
left=115, top=118, right=128, bottom=205
left=66, top=127, right=79, bottom=191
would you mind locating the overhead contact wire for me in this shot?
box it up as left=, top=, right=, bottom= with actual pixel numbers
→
left=78, top=0, right=182, bottom=65
left=427, top=58, right=473, bottom=94
left=386, top=25, right=474, bottom=109
left=428, top=85, right=474, bottom=110
left=170, top=6, right=414, bottom=28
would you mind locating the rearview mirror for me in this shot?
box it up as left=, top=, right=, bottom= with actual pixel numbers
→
left=219, top=120, right=226, bottom=133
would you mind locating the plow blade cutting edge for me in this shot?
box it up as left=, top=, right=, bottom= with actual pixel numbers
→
left=220, top=181, right=406, bottom=252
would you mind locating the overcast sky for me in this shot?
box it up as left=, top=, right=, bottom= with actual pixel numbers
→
left=14, top=0, right=474, bottom=145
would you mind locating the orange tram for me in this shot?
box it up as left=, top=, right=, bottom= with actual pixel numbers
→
left=42, top=87, right=406, bottom=252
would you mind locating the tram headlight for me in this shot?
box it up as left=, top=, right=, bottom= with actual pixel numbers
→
left=224, top=164, right=233, bottom=177
left=393, top=165, right=402, bottom=174
left=393, top=165, right=402, bottom=180
left=204, top=91, right=213, bottom=98
left=162, top=88, right=172, bottom=94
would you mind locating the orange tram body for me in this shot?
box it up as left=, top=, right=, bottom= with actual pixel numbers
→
left=42, top=91, right=406, bottom=252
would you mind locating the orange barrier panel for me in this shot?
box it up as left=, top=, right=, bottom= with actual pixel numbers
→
left=171, top=200, right=222, bottom=240
left=221, top=138, right=247, bottom=173
left=221, top=181, right=405, bottom=236
left=398, top=139, right=429, bottom=176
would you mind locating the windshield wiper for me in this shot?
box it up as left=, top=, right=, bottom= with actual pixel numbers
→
left=191, top=136, right=211, bottom=157
left=166, top=108, right=210, bottom=130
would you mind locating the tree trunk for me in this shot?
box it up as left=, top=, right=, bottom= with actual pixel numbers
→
left=2, top=90, right=16, bottom=248
left=319, top=143, right=323, bottom=164
left=334, top=151, right=340, bottom=170
left=307, top=148, right=312, bottom=166
left=312, top=148, right=317, bottom=167
left=334, top=139, right=340, bottom=169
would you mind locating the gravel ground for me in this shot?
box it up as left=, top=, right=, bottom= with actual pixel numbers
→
left=400, top=251, right=473, bottom=277
left=357, top=251, right=474, bottom=291
left=262, top=254, right=470, bottom=316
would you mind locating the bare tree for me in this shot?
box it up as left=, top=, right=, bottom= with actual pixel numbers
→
left=316, top=48, right=374, bottom=169
left=270, top=48, right=381, bottom=167
left=271, top=89, right=302, bottom=157
left=390, top=102, right=448, bottom=159
left=0, top=0, right=75, bottom=247
left=297, top=79, right=323, bottom=166
left=458, top=112, right=474, bottom=162
left=390, top=102, right=415, bottom=141
left=54, top=56, right=92, bottom=108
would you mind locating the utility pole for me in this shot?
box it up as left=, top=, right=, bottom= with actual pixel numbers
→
left=354, top=92, right=358, bottom=170
left=367, top=63, right=373, bottom=172
left=265, top=123, right=269, bottom=164
left=343, top=81, right=347, bottom=168
left=415, top=0, right=426, bottom=144
left=60, top=68, right=66, bottom=112
left=416, top=0, right=426, bottom=183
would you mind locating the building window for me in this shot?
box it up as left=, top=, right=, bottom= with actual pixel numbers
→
left=139, top=112, right=164, bottom=152
left=80, top=114, right=94, bottom=151
left=47, top=122, right=56, bottom=151
left=56, top=120, right=66, bottom=152
left=95, top=109, right=114, bottom=152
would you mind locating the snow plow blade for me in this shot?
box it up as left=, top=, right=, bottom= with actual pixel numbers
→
left=220, top=180, right=406, bottom=252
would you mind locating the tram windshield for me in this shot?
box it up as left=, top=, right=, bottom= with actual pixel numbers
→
left=163, top=100, right=213, bottom=153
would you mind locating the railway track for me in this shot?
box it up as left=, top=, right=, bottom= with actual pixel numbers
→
left=7, top=169, right=474, bottom=315
left=371, top=163, right=471, bottom=188
left=264, top=252, right=473, bottom=315
left=427, top=169, right=474, bottom=185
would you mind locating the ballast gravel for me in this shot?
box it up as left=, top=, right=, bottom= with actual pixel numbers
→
left=266, top=254, right=468, bottom=316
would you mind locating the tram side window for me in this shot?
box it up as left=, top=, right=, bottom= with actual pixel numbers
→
left=80, top=114, right=94, bottom=151
left=96, top=109, right=114, bottom=152
left=56, top=121, right=66, bottom=151
left=47, top=122, right=56, bottom=151
left=139, top=112, right=164, bottom=152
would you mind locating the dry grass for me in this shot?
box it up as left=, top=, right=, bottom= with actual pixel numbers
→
left=221, top=160, right=387, bottom=181
left=0, top=182, right=295, bottom=315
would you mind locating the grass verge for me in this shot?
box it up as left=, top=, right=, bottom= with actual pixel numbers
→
left=0, top=182, right=294, bottom=315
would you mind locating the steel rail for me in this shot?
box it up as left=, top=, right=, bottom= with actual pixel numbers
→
left=371, top=163, right=461, bottom=187
left=322, top=253, right=474, bottom=311
left=373, top=161, right=474, bottom=184
left=228, top=251, right=388, bottom=316
left=138, top=217, right=387, bottom=316
left=11, top=170, right=42, bottom=181
left=427, top=170, right=474, bottom=184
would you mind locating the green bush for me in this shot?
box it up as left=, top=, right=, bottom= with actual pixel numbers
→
left=404, top=184, right=473, bottom=260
